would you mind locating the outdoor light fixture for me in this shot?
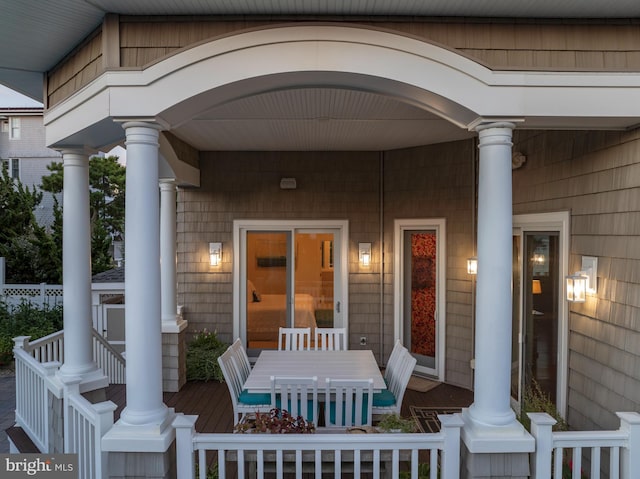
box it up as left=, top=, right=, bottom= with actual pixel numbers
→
left=359, top=243, right=371, bottom=267
left=467, top=257, right=478, bottom=275
left=581, top=256, right=598, bottom=295
left=566, top=272, right=587, bottom=303
left=209, top=242, right=222, bottom=266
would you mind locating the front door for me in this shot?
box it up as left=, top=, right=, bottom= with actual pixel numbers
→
left=394, top=219, right=446, bottom=379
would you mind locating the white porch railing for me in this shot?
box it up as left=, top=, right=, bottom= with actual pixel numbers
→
left=173, top=413, right=464, bottom=479
left=529, top=412, right=640, bottom=479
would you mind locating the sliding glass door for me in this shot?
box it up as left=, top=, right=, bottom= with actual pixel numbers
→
left=235, top=220, right=347, bottom=355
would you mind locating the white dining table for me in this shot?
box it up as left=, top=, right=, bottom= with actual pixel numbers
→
left=243, top=350, right=386, bottom=393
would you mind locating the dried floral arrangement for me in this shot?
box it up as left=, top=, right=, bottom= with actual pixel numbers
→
left=234, top=408, right=315, bottom=434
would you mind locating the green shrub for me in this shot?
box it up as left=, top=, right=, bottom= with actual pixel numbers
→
left=185, top=330, right=228, bottom=382
left=518, top=379, right=568, bottom=432
left=0, top=300, right=63, bottom=365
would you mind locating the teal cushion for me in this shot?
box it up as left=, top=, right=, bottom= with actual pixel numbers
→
left=275, top=397, right=316, bottom=423
left=238, top=390, right=271, bottom=405
left=328, top=396, right=370, bottom=425
left=372, top=389, right=396, bottom=407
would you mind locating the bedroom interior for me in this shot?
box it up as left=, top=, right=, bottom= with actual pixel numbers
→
left=246, top=231, right=335, bottom=349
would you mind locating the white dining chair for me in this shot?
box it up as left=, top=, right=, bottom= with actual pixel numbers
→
left=324, top=378, right=374, bottom=427
left=384, top=339, right=405, bottom=382
left=314, top=327, right=348, bottom=351
left=270, top=375, right=319, bottom=424
left=278, top=327, right=311, bottom=351
left=229, top=338, right=251, bottom=382
left=218, top=348, right=271, bottom=424
left=373, top=348, right=417, bottom=416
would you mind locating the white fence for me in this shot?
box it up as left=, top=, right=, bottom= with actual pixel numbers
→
left=13, top=333, right=120, bottom=479
left=1, top=282, right=64, bottom=309
left=529, top=412, right=640, bottom=479
left=173, top=413, right=464, bottom=479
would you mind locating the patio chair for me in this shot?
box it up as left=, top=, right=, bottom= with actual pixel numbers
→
left=314, top=327, right=348, bottom=351
left=270, top=375, right=319, bottom=424
left=218, top=348, right=272, bottom=425
left=383, top=339, right=405, bottom=383
left=278, top=327, right=311, bottom=351
left=372, top=348, right=417, bottom=416
left=324, top=378, right=374, bottom=427
left=229, top=338, right=251, bottom=382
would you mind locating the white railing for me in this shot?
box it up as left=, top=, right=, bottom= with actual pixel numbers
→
left=92, top=331, right=126, bottom=384
left=173, top=413, right=464, bottom=479
left=529, top=412, right=640, bottom=479
left=62, top=378, right=116, bottom=479
left=13, top=336, right=63, bottom=453
left=21, top=329, right=126, bottom=384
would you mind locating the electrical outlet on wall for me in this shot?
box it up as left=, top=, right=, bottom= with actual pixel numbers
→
left=360, top=336, right=367, bottom=346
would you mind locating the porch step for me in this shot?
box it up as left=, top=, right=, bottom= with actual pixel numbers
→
left=5, top=426, right=40, bottom=453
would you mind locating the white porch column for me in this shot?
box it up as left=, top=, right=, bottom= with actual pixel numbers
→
left=58, top=149, right=107, bottom=391
left=461, top=122, right=533, bottom=457
left=118, top=122, right=169, bottom=427
left=159, top=179, right=181, bottom=330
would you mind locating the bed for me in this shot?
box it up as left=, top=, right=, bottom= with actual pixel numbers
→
left=247, top=292, right=318, bottom=342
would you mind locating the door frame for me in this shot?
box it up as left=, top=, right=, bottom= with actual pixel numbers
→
left=233, top=219, right=349, bottom=345
left=393, top=218, right=446, bottom=380
left=512, top=211, right=570, bottom=417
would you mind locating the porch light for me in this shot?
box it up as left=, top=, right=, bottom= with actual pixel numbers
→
left=566, top=272, right=587, bottom=303
left=209, top=242, right=222, bottom=266
left=359, top=243, right=371, bottom=267
left=581, top=256, right=598, bottom=295
left=466, top=257, right=478, bottom=275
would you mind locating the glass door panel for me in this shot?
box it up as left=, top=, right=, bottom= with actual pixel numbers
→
left=403, top=230, right=437, bottom=374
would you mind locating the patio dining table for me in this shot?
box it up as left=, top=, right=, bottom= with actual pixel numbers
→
left=242, top=349, right=386, bottom=394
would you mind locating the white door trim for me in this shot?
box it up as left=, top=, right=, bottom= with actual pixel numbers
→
left=233, top=219, right=349, bottom=344
left=512, top=211, right=570, bottom=418
left=393, top=218, right=446, bottom=379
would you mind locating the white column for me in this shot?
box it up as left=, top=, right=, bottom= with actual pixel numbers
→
left=462, top=122, right=533, bottom=452
left=58, top=150, right=106, bottom=390
left=159, top=179, right=182, bottom=331
left=118, top=122, right=169, bottom=427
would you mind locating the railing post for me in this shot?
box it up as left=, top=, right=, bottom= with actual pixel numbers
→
left=439, top=413, right=464, bottom=479
left=617, top=412, right=640, bottom=479
left=94, top=400, right=117, bottom=479
left=60, top=376, right=83, bottom=453
left=173, top=413, right=198, bottom=479
left=528, top=412, right=557, bottom=479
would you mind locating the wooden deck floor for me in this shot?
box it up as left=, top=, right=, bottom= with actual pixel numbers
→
left=106, top=379, right=474, bottom=433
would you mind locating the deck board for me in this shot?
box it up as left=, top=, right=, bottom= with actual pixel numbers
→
left=106, top=379, right=473, bottom=433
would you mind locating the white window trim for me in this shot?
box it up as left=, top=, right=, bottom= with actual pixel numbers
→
left=232, top=219, right=349, bottom=343
left=512, top=211, right=570, bottom=418
left=393, top=218, right=447, bottom=380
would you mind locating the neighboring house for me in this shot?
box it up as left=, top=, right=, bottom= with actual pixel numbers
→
left=2, top=2, right=640, bottom=478
left=0, top=99, right=62, bottom=228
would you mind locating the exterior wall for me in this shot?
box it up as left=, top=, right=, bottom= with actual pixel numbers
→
left=0, top=113, right=62, bottom=227
left=47, top=16, right=640, bottom=107
left=176, top=143, right=475, bottom=388
left=512, top=127, right=640, bottom=431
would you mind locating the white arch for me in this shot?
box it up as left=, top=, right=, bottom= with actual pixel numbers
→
left=45, top=24, right=640, bottom=148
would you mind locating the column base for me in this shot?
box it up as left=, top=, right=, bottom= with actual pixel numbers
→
left=56, top=366, right=109, bottom=394
left=461, top=441, right=531, bottom=479
left=460, top=407, right=535, bottom=453
left=102, top=408, right=176, bottom=453
left=106, top=442, right=176, bottom=479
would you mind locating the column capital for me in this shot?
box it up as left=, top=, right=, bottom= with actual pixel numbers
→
left=474, top=121, right=516, bottom=133
left=159, top=178, right=177, bottom=191
left=116, top=118, right=168, bottom=131
left=57, top=146, right=96, bottom=159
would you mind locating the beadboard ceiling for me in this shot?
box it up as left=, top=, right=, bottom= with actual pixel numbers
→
left=1, top=1, right=639, bottom=151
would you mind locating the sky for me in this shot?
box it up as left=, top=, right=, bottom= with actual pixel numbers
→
left=1, top=84, right=127, bottom=164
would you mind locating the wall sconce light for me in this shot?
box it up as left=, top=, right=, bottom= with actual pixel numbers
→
left=581, top=256, right=598, bottom=295
left=566, top=272, right=587, bottom=303
left=209, top=242, right=222, bottom=266
left=467, top=257, right=478, bottom=275
left=359, top=243, right=371, bottom=267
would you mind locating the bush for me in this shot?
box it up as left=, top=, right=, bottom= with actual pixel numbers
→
left=185, top=330, right=228, bottom=382
left=0, top=300, right=63, bottom=365
left=518, top=379, right=568, bottom=432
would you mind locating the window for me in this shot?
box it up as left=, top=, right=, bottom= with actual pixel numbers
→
left=9, top=117, right=20, bottom=139
left=2, top=158, right=20, bottom=179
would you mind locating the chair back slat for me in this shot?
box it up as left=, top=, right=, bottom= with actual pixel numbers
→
left=278, top=327, right=311, bottom=351
left=270, top=376, right=319, bottom=424
left=325, top=378, right=373, bottom=427
left=230, top=338, right=251, bottom=381
left=315, top=327, right=347, bottom=351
